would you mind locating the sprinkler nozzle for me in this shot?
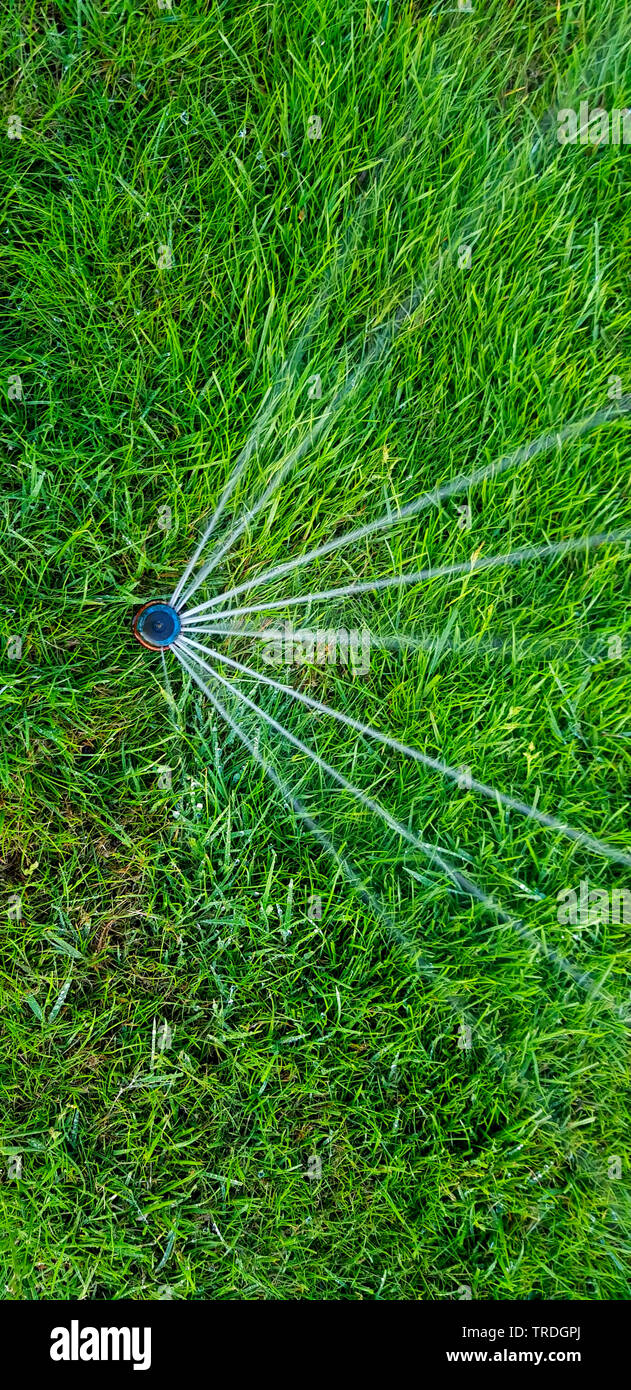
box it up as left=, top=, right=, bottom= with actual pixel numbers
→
left=132, top=601, right=181, bottom=651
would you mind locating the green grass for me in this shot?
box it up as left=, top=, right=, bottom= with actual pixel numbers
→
left=1, top=0, right=630, bottom=1300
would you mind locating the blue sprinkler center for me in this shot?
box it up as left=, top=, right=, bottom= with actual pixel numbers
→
left=133, top=601, right=181, bottom=650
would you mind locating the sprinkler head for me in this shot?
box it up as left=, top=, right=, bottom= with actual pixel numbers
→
left=132, top=601, right=181, bottom=651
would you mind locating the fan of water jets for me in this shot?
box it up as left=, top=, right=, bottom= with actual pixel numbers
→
left=136, top=127, right=631, bottom=997
left=130, top=107, right=631, bottom=1043
left=132, top=281, right=631, bottom=1014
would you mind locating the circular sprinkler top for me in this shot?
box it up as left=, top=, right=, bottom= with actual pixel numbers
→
left=132, top=601, right=181, bottom=651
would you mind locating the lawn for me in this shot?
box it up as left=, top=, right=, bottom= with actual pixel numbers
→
left=0, top=0, right=630, bottom=1300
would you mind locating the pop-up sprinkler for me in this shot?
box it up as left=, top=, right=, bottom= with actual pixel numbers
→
left=132, top=601, right=182, bottom=651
